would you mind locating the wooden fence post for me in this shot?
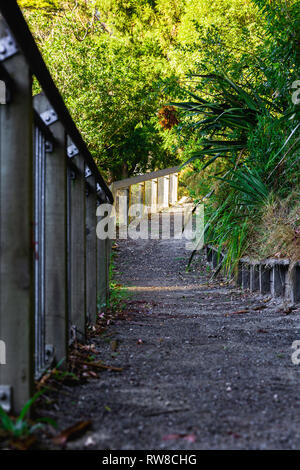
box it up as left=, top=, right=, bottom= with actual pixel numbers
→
left=169, top=173, right=178, bottom=205
left=86, top=177, right=97, bottom=323
left=96, top=199, right=113, bottom=311
left=141, top=182, right=145, bottom=214
left=33, top=93, right=68, bottom=365
left=106, top=238, right=111, bottom=302
left=158, top=176, right=169, bottom=209
left=151, top=179, right=158, bottom=212
left=68, top=146, right=86, bottom=341
left=0, top=23, right=34, bottom=413
left=96, top=215, right=108, bottom=311
left=144, top=181, right=151, bottom=209
left=117, top=189, right=129, bottom=227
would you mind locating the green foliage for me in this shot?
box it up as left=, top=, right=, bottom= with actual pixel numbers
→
left=17, top=0, right=299, bottom=266
left=19, top=0, right=265, bottom=181
left=201, top=168, right=270, bottom=274
left=170, top=73, right=273, bottom=172
left=18, top=0, right=59, bottom=10
left=108, top=281, right=130, bottom=311
left=19, top=0, right=182, bottom=180
left=218, top=166, right=270, bottom=207
left=170, top=0, right=264, bottom=76
left=173, top=0, right=299, bottom=270
left=107, top=247, right=131, bottom=311
left=0, top=390, right=54, bottom=439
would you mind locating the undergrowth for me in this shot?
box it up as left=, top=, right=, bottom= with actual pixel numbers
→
left=107, top=244, right=131, bottom=311
left=173, top=0, right=299, bottom=272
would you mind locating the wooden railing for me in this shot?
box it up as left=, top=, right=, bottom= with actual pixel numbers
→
left=111, top=166, right=180, bottom=225
left=0, top=2, right=113, bottom=413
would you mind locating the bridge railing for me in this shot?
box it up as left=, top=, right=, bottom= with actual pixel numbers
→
left=111, top=166, right=179, bottom=226
left=0, top=2, right=113, bottom=413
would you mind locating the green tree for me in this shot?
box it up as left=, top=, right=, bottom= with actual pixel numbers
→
left=19, top=0, right=181, bottom=180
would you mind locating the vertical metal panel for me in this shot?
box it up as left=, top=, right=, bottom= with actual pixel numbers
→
left=85, top=178, right=97, bottom=323
left=34, top=94, right=68, bottom=365
left=33, top=125, right=46, bottom=378
left=67, top=167, right=73, bottom=340
left=68, top=154, right=86, bottom=342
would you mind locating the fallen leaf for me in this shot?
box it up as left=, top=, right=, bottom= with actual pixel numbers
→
left=283, top=307, right=293, bottom=315
left=110, top=340, right=118, bottom=352
left=184, top=433, right=197, bottom=443
left=77, top=360, right=123, bottom=372
left=88, top=371, right=98, bottom=378
left=53, top=420, right=91, bottom=446
left=10, top=436, right=37, bottom=450
left=163, top=433, right=196, bottom=443
left=163, top=433, right=181, bottom=441
left=229, top=309, right=249, bottom=315
left=227, top=431, right=241, bottom=439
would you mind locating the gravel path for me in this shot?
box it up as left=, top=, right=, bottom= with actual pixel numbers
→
left=50, top=233, right=300, bottom=450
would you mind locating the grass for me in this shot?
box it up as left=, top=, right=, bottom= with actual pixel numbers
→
left=108, top=281, right=131, bottom=311
left=171, top=36, right=299, bottom=272
left=248, top=192, right=300, bottom=260
left=0, top=390, right=55, bottom=440
left=107, top=244, right=131, bottom=311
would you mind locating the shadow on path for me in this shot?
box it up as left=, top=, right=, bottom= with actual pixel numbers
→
left=46, top=234, right=300, bottom=450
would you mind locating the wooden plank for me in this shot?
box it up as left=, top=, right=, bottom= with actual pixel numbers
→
left=34, top=93, right=68, bottom=365
left=86, top=177, right=97, bottom=323
left=69, top=152, right=86, bottom=341
left=111, top=166, right=180, bottom=190
left=0, top=23, right=34, bottom=413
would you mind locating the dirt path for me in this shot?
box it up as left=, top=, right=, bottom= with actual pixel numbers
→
left=46, top=234, right=300, bottom=450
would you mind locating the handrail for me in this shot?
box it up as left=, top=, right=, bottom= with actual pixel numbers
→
left=0, top=1, right=113, bottom=204
left=111, top=166, right=180, bottom=190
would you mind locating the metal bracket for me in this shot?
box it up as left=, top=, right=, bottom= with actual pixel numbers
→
left=0, top=385, right=12, bottom=413
left=40, top=109, right=58, bottom=126
left=45, top=141, right=53, bottom=153
left=69, top=325, right=77, bottom=344
left=0, top=34, right=18, bottom=62
left=85, top=166, right=92, bottom=178
left=67, top=143, right=79, bottom=158
left=45, top=344, right=54, bottom=365
left=69, top=169, right=76, bottom=180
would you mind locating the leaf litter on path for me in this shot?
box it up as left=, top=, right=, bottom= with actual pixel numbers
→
left=52, top=420, right=91, bottom=446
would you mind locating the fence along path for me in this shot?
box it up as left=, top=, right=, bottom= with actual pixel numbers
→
left=111, top=166, right=179, bottom=226
left=0, top=2, right=113, bottom=413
